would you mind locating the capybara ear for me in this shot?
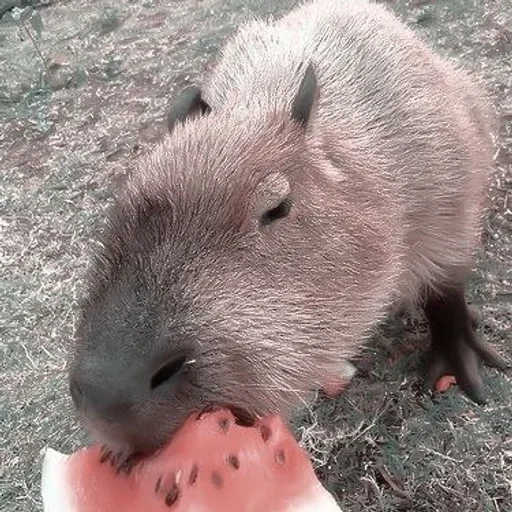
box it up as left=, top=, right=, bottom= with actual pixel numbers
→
left=167, top=85, right=212, bottom=133
left=291, top=63, right=317, bottom=127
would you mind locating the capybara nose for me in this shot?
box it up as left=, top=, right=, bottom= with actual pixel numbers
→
left=68, top=355, right=191, bottom=455
left=69, top=355, right=187, bottom=423
left=69, top=371, right=136, bottom=422
left=149, top=356, right=186, bottom=389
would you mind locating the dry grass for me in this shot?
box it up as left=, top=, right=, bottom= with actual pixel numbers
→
left=1, top=0, right=511, bottom=511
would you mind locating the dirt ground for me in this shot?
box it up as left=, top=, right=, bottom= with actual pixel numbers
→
left=1, top=0, right=511, bottom=511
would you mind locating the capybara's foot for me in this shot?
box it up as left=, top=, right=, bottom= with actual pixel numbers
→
left=423, top=285, right=509, bottom=404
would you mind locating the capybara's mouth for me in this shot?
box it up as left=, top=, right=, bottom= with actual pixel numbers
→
left=195, top=403, right=257, bottom=428
left=100, top=405, right=257, bottom=472
left=97, top=446, right=146, bottom=475
left=227, top=406, right=257, bottom=427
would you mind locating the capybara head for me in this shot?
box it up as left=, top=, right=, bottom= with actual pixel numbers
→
left=69, top=64, right=394, bottom=456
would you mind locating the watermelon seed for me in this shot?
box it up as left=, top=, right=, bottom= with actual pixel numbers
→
left=189, top=465, right=199, bottom=485
left=227, top=454, right=240, bottom=470
left=259, top=424, right=272, bottom=442
left=275, top=449, right=286, bottom=465
left=116, top=455, right=137, bottom=476
left=211, top=471, right=223, bottom=489
left=99, top=448, right=112, bottom=464
left=116, top=463, right=130, bottom=476
left=155, top=476, right=162, bottom=493
left=218, top=417, right=230, bottom=433
left=111, top=451, right=125, bottom=469
left=165, top=484, right=180, bottom=506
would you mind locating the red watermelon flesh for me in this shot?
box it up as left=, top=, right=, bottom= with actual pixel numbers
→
left=42, top=409, right=343, bottom=512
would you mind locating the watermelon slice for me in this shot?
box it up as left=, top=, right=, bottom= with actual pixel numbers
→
left=41, top=409, right=343, bottom=512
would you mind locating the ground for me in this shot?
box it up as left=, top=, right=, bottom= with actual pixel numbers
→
left=0, top=0, right=511, bottom=510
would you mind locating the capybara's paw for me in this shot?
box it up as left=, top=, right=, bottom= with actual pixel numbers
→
left=424, top=332, right=509, bottom=404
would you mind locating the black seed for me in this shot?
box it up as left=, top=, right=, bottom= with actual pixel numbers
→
left=275, top=449, right=286, bottom=465
left=165, top=484, right=179, bottom=507
left=189, top=465, right=199, bottom=485
left=116, top=456, right=136, bottom=476
left=211, top=471, right=223, bottom=489
left=260, top=424, right=272, bottom=443
left=227, top=454, right=240, bottom=470
left=109, top=452, right=119, bottom=468
left=155, top=476, right=162, bottom=493
left=99, top=448, right=112, bottom=464
left=116, top=463, right=127, bottom=475
left=218, top=418, right=229, bottom=433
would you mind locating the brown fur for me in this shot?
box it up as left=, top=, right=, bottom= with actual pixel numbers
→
left=70, top=0, right=498, bottom=455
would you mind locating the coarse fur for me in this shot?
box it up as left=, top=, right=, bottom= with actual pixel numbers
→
left=69, top=0, right=502, bottom=456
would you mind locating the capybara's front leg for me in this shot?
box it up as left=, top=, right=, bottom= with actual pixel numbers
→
left=423, top=283, right=509, bottom=404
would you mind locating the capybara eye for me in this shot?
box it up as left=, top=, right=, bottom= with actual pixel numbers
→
left=260, top=198, right=293, bottom=226
left=151, top=357, right=187, bottom=389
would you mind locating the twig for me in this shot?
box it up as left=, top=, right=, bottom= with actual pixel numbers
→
left=376, top=464, right=411, bottom=500
left=20, top=18, right=49, bottom=73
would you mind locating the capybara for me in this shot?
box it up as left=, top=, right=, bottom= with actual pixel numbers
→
left=69, top=0, right=509, bottom=456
